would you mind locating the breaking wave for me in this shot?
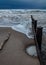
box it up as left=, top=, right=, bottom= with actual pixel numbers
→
left=0, top=9, right=46, bottom=38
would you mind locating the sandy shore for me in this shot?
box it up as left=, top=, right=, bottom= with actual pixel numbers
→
left=0, top=27, right=40, bottom=65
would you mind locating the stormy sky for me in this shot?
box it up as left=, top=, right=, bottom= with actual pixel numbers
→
left=0, top=0, right=46, bottom=9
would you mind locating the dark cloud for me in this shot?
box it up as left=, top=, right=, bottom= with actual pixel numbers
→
left=0, top=0, right=46, bottom=9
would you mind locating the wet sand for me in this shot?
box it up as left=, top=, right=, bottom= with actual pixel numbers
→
left=0, top=31, right=10, bottom=50
left=0, top=27, right=40, bottom=65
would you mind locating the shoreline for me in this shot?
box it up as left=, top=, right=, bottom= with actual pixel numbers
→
left=0, top=27, right=40, bottom=65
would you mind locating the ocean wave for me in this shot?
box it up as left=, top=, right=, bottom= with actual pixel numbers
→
left=0, top=9, right=46, bottom=38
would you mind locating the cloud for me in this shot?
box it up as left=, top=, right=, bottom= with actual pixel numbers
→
left=0, top=0, right=46, bottom=9
left=12, top=0, right=46, bottom=2
left=11, top=0, right=46, bottom=5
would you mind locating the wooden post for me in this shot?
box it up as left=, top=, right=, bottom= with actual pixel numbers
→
left=36, top=27, right=43, bottom=51
left=34, top=20, right=37, bottom=32
left=31, top=15, right=35, bottom=21
left=31, top=15, right=37, bottom=33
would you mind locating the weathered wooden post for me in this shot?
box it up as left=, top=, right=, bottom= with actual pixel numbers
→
left=36, top=27, right=43, bottom=51
left=34, top=20, right=37, bottom=32
left=31, top=15, right=37, bottom=33
left=31, top=15, right=35, bottom=21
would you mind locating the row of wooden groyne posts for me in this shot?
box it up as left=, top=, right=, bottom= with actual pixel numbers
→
left=31, top=15, right=45, bottom=65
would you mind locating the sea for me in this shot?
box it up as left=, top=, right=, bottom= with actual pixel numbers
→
left=0, top=9, right=46, bottom=38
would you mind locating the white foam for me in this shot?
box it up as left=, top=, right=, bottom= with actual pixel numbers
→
left=26, top=46, right=37, bottom=57
left=12, top=24, right=33, bottom=38
left=0, top=9, right=46, bottom=38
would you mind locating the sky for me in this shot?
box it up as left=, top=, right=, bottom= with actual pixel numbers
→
left=0, top=0, right=46, bottom=9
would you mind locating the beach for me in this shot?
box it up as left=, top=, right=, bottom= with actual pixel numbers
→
left=0, top=9, right=46, bottom=65
left=0, top=27, right=40, bottom=65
